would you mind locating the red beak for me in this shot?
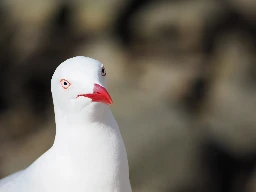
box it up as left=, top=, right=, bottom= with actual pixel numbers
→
left=77, top=84, right=113, bottom=105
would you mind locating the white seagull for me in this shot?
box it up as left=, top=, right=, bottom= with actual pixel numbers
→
left=0, top=56, right=132, bottom=192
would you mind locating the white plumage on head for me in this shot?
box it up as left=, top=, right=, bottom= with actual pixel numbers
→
left=0, top=56, right=132, bottom=192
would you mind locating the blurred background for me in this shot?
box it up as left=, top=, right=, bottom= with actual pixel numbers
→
left=0, top=0, right=256, bottom=191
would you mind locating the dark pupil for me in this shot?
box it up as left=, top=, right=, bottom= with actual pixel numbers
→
left=102, top=68, right=105, bottom=73
left=64, top=82, right=68, bottom=86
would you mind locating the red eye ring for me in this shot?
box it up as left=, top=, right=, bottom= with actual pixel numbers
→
left=60, top=79, right=71, bottom=89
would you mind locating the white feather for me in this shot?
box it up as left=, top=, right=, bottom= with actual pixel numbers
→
left=0, top=56, right=132, bottom=192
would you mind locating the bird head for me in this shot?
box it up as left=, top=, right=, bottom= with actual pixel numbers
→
left=51, top=56, right=113, bottom=113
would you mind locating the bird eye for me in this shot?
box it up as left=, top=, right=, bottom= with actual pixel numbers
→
left=101, top=65, right=106, bottom=76
left=60, top=79, right=71, bottom=89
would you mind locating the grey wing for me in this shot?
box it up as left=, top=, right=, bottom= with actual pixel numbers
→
left=0, top=170, right=24, bottom=187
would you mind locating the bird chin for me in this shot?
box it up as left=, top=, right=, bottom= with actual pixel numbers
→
left=71, top=97, right=91, bottom=109
left=72, top=96, right=109, bottom=113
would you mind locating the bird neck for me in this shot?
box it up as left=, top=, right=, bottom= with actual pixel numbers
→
left=54, top=102, right=109, bottom=125
left=43, top=103, right=131, bottom=191
left=52, top=103, right=116, bottom=154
